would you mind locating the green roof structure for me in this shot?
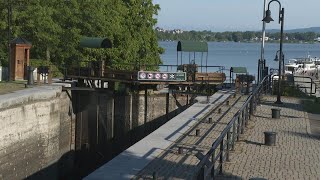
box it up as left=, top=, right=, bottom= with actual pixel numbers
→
left=80, top=37, right=112, bottom=48
left=177, top=41, right=208, bottom=52
left=230, top=67, right=247, bottom=74
left=10, top=37, right=32, bottom=45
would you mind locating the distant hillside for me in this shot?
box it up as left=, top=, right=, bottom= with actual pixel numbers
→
left=267, top=27, right=320, bottom=33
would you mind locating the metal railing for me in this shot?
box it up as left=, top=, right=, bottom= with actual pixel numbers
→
left=292, top=75, right=317, bottom=95
left=270, top=75, right=317, bottom=96
left=62, top=60, right=226, bottom=78
left=195, top=75, right=271, bottom=180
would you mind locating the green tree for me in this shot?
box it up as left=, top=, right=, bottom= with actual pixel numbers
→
left=0, top=0, right=163, bottom=71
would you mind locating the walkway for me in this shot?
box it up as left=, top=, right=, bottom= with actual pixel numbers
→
left=219, top=96, right=320, bottom=180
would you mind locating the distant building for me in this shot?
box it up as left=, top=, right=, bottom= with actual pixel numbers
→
left=155, top=27, right=165, bottom=32
left=155, top=27, right=184, bottom=34
left=314, top=37, right=320, bottom=42
left=259, top=37, right=269, bottom=41
left=173, top=29, right=183, bottom=34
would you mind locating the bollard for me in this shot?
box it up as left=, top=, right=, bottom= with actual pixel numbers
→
left=208, top=117, right=212, bottom=123
left=196, top=129, right=200, bottom=136
left=226, top=100, right=229, bottom=105
left=218, top=108, right=221, bottom=114
left=233, top=93, right=236, bottom=98
left=264, top=132, right=277, bottom=146
left=271, top=108, right=281, bottom=119
left=27, top=66, right=35, bottom=85
left=178, top=147, right=184, bottom=154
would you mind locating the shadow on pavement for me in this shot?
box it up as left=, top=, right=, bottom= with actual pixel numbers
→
left=244, top=140, right=264, bottom=146
left=285, top=131, right=320, bottom=140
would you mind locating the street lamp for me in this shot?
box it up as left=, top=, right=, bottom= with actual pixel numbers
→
left=262, top=0, right=285, bottom=104
left=258, top=0, right=267, bottom=83
left=274, top=50, right=285, bottom=74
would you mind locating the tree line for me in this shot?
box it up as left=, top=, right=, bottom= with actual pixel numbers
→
left=0, top=0, right=163, bottom=70
left=157, top=30, right=320, bottom=43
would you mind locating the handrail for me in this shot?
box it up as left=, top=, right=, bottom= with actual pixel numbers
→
left=196, top=75, right=271, bottom=179
left=270, top=75, right=317, bottom=95
left=293, top=75, right=317, bottom=95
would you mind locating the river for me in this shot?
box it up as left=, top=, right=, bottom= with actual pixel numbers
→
left=159, top=41, right=320, bottom=77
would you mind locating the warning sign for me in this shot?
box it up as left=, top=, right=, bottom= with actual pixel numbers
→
left=138, top=71, right=186, bottom=81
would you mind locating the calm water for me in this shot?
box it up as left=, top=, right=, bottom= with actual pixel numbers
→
left=159, top=41, right=320, bottom=77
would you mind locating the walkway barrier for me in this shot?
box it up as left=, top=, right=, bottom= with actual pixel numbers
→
left=293, top=75, right=317, bottom=95
left=271, top=75, right=317, bottom=96
left=195, top=75, right=271, bottom=180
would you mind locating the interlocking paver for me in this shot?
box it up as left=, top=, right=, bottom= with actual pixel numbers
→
left=220, top=96, right=320, bottom=180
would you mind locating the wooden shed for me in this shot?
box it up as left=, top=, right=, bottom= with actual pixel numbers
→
left=10, top=37, right=32, bottom=80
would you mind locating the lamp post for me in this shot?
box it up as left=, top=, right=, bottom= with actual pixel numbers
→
left=262, top=0, right=285, bottom=104
left=259, top=0, right=267, bottom=83
left=274, top=50, right=285, bottom=74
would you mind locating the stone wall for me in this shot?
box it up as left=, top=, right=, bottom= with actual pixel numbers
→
left=0, top=86, right=74, bottom=180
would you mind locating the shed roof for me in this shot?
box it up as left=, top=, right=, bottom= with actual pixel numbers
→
left=230, top=67, right=247, bottom=74
left=177, top=41, right=208, bottom=52
left=80, top=37, right=112, bottom=48
left=10, top=37, right=32, bottom=45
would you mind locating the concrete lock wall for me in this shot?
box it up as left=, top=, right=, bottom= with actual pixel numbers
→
left=0, top=86, right=74, bottom=180
left=73, top=89, right=191, bottom=178
left=0, top=86, right=191, bottom=179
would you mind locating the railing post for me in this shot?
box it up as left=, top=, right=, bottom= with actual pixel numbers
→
left=249, top=97, right=254, bottom=118
left=211, top=150, right=216, bottom=178
left=245, top=105, right=248, bottom=127
left=219, top=140, right=224, bottom=175
left=237, top=116, right=241, bottom=141
left=240, top=112, right=245, bottom=134
left=226, top=131, right=231, bottom=162
left=197, top=166, right=205, bottom=180
left=232, top=123, right=236, bottom=150
left=254, top=94, right=257, bottom=111
left=310, top=78, right=313, bottom=95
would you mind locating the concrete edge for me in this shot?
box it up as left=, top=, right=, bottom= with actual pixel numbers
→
left=0, top=85, right=67, bottom=110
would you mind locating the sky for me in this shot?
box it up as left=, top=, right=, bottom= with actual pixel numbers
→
left=152, top=0, right=320, bottom=31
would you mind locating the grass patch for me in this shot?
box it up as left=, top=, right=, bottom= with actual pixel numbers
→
left=0, top=81, right=26, bottom=95
left=302, top=97, right=320, bottom=114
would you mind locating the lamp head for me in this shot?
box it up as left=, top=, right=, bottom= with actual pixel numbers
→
left=274, top=54, right=279, bottom=61
left=262, top=10, right=274, bottom=23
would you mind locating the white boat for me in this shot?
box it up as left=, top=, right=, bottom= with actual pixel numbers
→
left=284, top=56, right=319, bottom=77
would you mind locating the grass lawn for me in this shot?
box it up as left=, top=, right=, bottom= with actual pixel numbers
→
left=0, top=81, right=26, bottom=95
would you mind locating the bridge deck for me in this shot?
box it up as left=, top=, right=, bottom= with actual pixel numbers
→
left=85, top=90, right=246, bottom=179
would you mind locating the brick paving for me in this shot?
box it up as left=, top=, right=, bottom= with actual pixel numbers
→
left=135, top=95, right=249, bottom=180
left=219, top=96, right=320, bottom=180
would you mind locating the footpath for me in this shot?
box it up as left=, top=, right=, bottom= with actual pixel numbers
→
left=219, top=96, right=320, bottom=180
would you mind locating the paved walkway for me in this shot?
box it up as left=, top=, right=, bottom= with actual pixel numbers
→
left=220, top=96, right=320, bottom=180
